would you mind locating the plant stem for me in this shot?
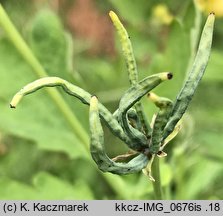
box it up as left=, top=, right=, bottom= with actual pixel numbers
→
left=0, top=4, right=89, bottom=150
left=185, top=3, right=202, bottom=77
left=151, top=156, right=163, bottom=199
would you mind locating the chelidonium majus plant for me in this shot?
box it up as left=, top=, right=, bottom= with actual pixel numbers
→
left=10, top=11, right=215, bottom=181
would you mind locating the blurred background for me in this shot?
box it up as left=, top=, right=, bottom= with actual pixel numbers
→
left=0, top=0, right=222, bottom=199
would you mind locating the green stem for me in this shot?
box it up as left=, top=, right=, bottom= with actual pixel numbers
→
left=185, top=3, right=202, bottom=77
left=0, top=4, right=89, bottom=150
left=151, top=156, right=163, bottom=199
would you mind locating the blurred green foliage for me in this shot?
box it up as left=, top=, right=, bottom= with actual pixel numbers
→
left=0, top=0, right=222, bottom=199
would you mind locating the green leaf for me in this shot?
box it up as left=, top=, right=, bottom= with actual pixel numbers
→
left=33, top=172, right=94, bottom=199
left=103, top=173, right=154, bottom=199
left=29, top=9, right=73, bottom=79
left=0, top=172, right=94, bottom=199
left=181, top=158, right=222, bottom=199
left=181, top=0, right=197, bottom=32
left=0, top=177, right=36, bottom=199
left=0, top=138, right=41, bottom=182
left=196, top=131, right=223, bottom=162
left=203, top=49, right=223, bottom=82
left=148, top=19, right=191, bottom=97
left=190, top=82, right=223, bottom=161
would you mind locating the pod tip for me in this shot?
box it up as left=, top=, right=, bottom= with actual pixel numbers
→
left=147, top=92, right=158, bottom=101
left=91, top=95, right=98, bottom=99
left=109, top=11, right=116, bottom=18
left=167, top=72, right=173, bottom=80
left=90, top=95, right=98, bottom=104
left=10, top=104, right=16, bottom=109
left=9, top=94, right=23, bottom=109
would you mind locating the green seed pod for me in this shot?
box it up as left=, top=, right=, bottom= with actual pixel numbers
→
left=109, top=11, right=151, bottom=136
left=134, top=102, right=151, bottom=137
left=90, top=96, right=149, bottom=174
left=109, top=11, right=138, bottom=85
left=10, top=77, right=132, bottom=146
left=117, top=72, right=173, bottom=151
left=148, top=93, right=173, bottom=154
left=162, top=13, right=215, bottom=141
left=119, top=72, right=172, bottom=114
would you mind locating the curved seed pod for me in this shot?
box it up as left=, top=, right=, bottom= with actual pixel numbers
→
left=117, top=72, right=173, bottom=151
left=109, top=11, right=151, bottom=136
left=127, top=109, right=147, bottom=149
left=119, top=72, right=173, bottom=114
left=10, top=77, right=131, bottom=145
left=134, top=102, right=151, bottom=136
left=148, top=93, right=173, bottom=154
left=120, top=117, right=148, bottom=151
left=90, top=96, right=149, bottom=174
left=162, top=13, right=215, bottom=141
left=109, top=10, right=138, bottom=85
left=10, top=77, right=91, bottom=107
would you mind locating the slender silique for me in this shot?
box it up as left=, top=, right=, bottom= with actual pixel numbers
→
left=162, top=13, right=215, bottom=141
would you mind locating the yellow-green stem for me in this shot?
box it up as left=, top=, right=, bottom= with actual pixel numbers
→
left=152, top=156, right=163, bottom=199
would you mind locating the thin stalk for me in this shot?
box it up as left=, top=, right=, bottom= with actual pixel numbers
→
left=0, top=4, right=89, bottom=149
left=185, top=3, right=202, bottom=77
left=151, top=156, right=163, bottom=199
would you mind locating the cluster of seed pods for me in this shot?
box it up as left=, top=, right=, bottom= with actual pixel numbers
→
left=10, top=11, right=215, bottom=176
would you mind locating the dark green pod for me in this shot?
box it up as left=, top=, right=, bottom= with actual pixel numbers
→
left=162, top=13, right=215, bottom=141
left=10, top=77, right=131, bottom=146
left=90, top=96, right=149, bottom=174
left=148, top=93, right=173, bottom=154
left=118, top=73, right=172, bottom=115
left=109, top=10, right=151, bottom=136
left=116, top=72, right=173, bottom=151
